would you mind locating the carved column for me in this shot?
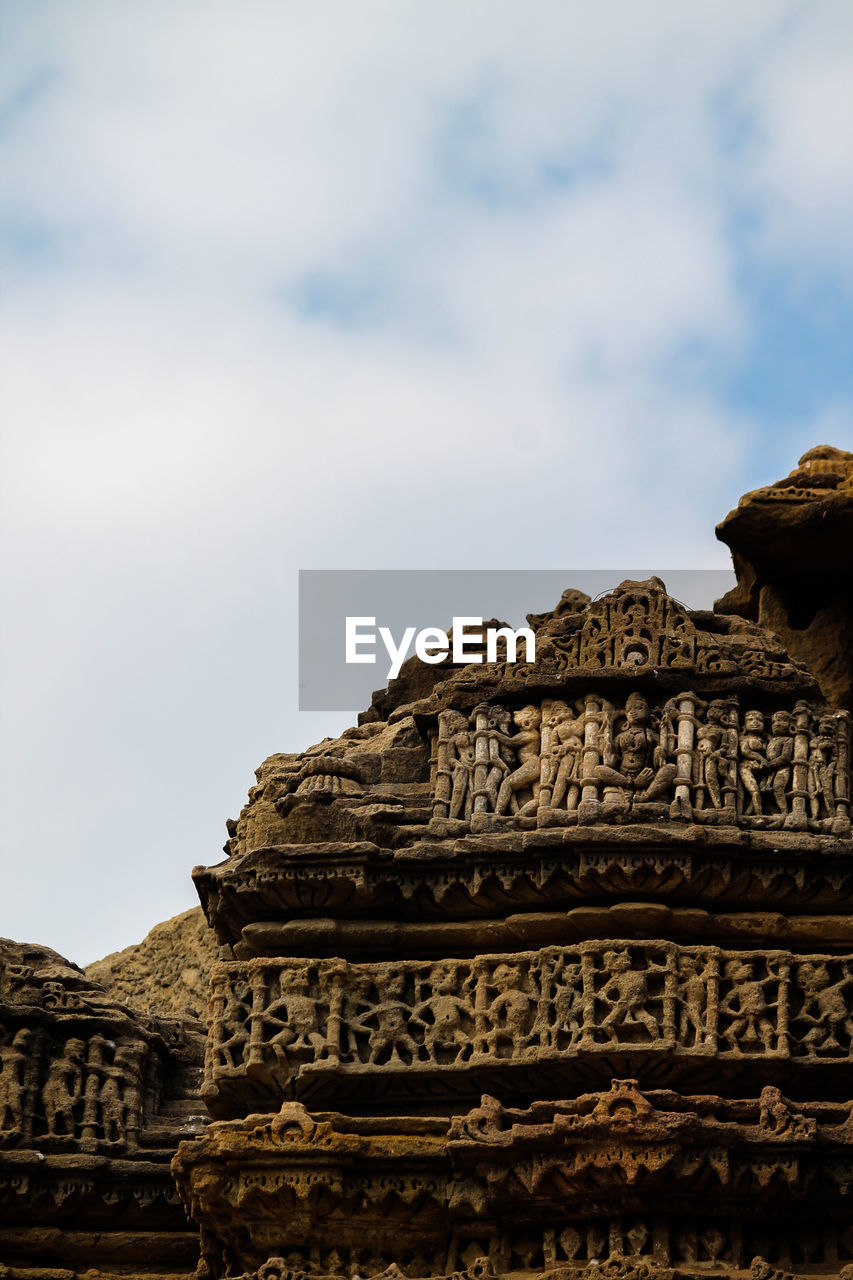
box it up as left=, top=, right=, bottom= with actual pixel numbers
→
left=246, top=966, right=269, bottom=1072
left=537, top=699, right=556, bottom=811
left=578, top=694, right=603, bottom=823
left=472, top=704, right=492, bottom=815
left=787, top=701, right=811, bottom=831
left=833, top=710, right=851, bottom=834
left=432, top=711, right=454, bottom=819
left=671, top=692, right=697, bottom=820
left=81, top=1035, right=105, bottom=1149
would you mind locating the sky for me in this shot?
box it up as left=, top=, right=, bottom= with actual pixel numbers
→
left=2, top=1, right=853, bottom=965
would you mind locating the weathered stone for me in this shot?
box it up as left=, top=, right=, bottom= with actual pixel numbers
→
left=716, top=444, right=853, bottom=711
left=176, top=505, right=853, bottom=1276
left=9, top=446, right=853, bottom=1277
left=86, top=906, right=219, bottom=1022
left=0, top=937, right=206, bottom=1276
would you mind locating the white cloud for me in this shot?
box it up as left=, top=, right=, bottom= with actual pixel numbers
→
left=1, top=1, right=852, bottom=962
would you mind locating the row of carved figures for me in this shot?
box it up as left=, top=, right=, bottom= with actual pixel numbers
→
left=205, top=944, right=853, bottom=1089
left=0, top=1026, right=146, bottom=1148
left=429, top=695, right=851, bottom=832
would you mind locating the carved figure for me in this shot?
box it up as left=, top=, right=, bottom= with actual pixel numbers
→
left=263, top=972, right=327, bottom=1066
left=764, top=710, right=794, bottom=815
left=480, top=704, right=514, bottom=811
left=550, top=960, right=584, bottom=1049
left=99, top=1065, right=127, bottom=1143
left=495, top=706, right=542, bottom=816
left=598, top=952, right=660, bottom=1042
left=42, top=1038, right=85, bottom=1137
left=738, top=711, right=768, bottom=816
left=544, top=701, right=587, bottom=812
left=482, top=964, right=534, bottom=1056
left=808, top=714, right=837, bottom=821
left=677, top=955, right=709, bottom=1048
left=0, top=1028, right=30, bottom=1135
left=693, top=699, right=735, bottom=811
left=594, top=694, right=677, bottom=806
left=797, top=962, right=853, bottom=1051
left=353, top=975, right=424, bottom=1066
left=720, top=961, right=776, bottom=1053
left=209, top=974, right=251, bottom=1071
left=415, top=964, right=474, bottom=1063
left=444, top=711, right=476, bottom=820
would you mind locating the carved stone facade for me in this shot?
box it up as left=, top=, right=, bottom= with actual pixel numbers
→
left=178, top=517, right=853, bottom=1278
left=5, top=447, right=853, bottom=1278
left=0, top=937, right=206, bottom=1277
left=430, top=692, right=849, bottom=833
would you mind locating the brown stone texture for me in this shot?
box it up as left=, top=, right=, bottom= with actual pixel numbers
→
left=716, top=444, right=853, bottom=713
left=0, top=936, right=206, bottom=1277
left=177, top=555, right=852, bottom=1279
left=6, top=446, right=853, bottom=1280
left=86, top=907, right=219, bottom=1023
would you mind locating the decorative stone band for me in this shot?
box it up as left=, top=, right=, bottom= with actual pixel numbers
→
left=229, top=1262, right=835, bottom=1280
left=173, top=1086, right=853, bottom=1279
left=196, top=834, right=853, bottom=954
left=428, top=695, right=851, bottom=836
left=202, top=942, right=853, bottom=1116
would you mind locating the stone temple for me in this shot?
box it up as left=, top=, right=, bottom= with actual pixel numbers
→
left=2, top=444, right=853, bottom=1280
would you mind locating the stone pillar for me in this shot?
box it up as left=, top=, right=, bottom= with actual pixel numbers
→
left=786, top=701, right=811, bottom=831
left=670, top=692, right=697, bottom=820
left=472, top=704, right=492, bottom=815
left=578, top=694, right=603, bottom=824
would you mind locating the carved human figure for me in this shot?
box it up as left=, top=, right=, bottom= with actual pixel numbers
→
left=353, top=975, right=424, bottom=1066
left=594, top=693, right=677, bottom=805
left=545, top=701, right=587, bottom=811
left=677, top=955, right=708, bottom=1047
left=99, top=1066, right=127, bottom=1143
left=797, top=962, right=853, bottom=1051
left=549, top=960, right=584, bottom=1048
left=482, top=964, right=534, bottom=1056
left=808, top=715, right=837, bottom=821
left=598, top=951, right=659, bottom=1041
left=0, top=1029, right=30, bottom=1136
left=209, top=976, right=251, bottom=1072
left=738, top=711, right=769, bottom=816
left=694, top=700, right=734, bottom=810
left=494, top=706, right=542, bottom=816
left=416, top=964, right=474, bottom=1063
left=444, top=711, right=476, bottom=820
left=481, top=705, right=514, bottom=811
left=42, top=1038, right=85, bottom=1137
left=720, top=961, right=776, bottom=1053
left=263, top=972, right=327, bottom=1066
left=764, top=710, right=794, bottom=815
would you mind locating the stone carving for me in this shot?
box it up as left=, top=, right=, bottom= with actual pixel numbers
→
left=201, top=941, right=853, bottom=1115
left=176, top=1079, right=853, bottom=1279
left=0, top=937, right=206, bottom=1276
left=429, top=693, right=850, bottom=834
left=41, top=1037, right=85, bottom=1137
left=0, top=1028, right=30, bottom=1139
left=716, top=444, right=853, bottom=711
left=12, top=451, right=852, bottom=1277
